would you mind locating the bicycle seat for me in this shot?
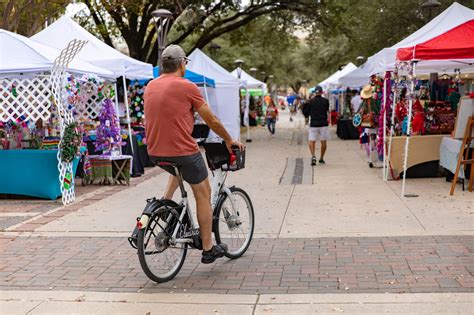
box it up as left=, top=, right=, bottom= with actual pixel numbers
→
left=154, top=159, right=180, bottom=168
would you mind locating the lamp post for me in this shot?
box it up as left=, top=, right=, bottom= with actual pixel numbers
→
left=209, top=42, right=221, bottom=60
left=356, top=55, right=365, bottom=66
left=249, top=67, right=257, bottom=77
left=151, top=9, right=173, bottom=66
left=234, top=59, right=245, bottom=79
left=421, top=0, right=441, bottom=20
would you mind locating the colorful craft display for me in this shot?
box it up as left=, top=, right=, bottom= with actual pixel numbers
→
left=41, top=138, right=60, bottom=150
left=63, top=171, right=73, bottom=189
left=94, top=98, right=123, bottom=154
left=128, top=81, right=145, bottom=122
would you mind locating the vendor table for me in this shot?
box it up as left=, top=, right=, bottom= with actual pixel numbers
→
left=84, top=155, right=133, bottom=185
left=337, top=119, right=359, bottom=140
left=389, top=134, right=445, bottom=178
left=0, top=150, right=79, bottom=200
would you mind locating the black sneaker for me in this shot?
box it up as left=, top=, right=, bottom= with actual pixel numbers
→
left=201, top=244, right=228, bottom=264
left=319, top=159, right=325, bottom=165
left=311, top=157, right=317, bottom=166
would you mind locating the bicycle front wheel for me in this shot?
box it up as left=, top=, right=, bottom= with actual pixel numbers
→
left=137, top=205, right=187, bottom=283
left=214, top=187, right=254, bottom=259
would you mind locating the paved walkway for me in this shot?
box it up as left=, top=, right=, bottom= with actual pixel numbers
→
left=1, top=235, right=472, bottom=294
left=1, top=110, right=473, bottom=314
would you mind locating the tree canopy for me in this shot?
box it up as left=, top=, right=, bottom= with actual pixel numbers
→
left=3, top=0, right=473, bottom=92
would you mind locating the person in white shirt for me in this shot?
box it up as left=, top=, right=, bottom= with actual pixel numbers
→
left=351, top=89, right=362, bottom=114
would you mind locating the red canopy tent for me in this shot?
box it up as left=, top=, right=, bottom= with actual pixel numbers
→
left=397, top=19, right=474, bottom=61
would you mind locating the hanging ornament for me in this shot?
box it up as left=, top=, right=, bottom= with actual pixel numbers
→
left=63, top=171, right=73, bottom=190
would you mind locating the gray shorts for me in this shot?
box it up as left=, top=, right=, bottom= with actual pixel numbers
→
left=151, top=152, right=208, bottom=185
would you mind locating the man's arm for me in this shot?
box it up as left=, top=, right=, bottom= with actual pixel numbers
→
left=196, top=103, right=244, bottom=152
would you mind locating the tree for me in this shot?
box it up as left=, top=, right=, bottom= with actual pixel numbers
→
left=81, top=0, right=322, bottom=65
left=0, top=0, right=70, bottom=36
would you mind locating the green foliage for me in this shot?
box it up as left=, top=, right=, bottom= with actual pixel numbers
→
left=0, top=0, right=70, bottom=36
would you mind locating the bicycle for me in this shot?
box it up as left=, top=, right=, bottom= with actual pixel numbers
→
left=128, top=141, right=255, bottom=283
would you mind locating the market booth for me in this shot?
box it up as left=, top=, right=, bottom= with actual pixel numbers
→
left=0, top=30, right=116, bottom=202
left=231, top=68, right=267, bottom=132
left=31, top=16, right=154, bottom=177
left=333, top=3, right=474, bottom=191
left=394, top=17, right=474, bottom=194
left=187, top=49, right=241, bottom=140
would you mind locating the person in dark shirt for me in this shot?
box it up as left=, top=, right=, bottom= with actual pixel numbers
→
left=303, top=86, right=330, bottom=165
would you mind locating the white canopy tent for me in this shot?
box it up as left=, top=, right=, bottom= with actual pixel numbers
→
left=30, top=16, right=153, bottom=79
left=339, top=2, right=474, bottom=84
left=31, top=16, right=154, bottom=155
left=0, top=29, right=114, bottom=78
left=230, top=68, right=267, bottom=141
left=318, top=63, right=357, bottom=91
left=187, top=49, right=241, bottom=140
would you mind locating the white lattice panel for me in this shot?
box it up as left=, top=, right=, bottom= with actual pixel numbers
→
left=51, top=39, right=88, bottom=205
left=0, top=76, right=52, bottom=122
left=74, top=92, right=102, bottom=121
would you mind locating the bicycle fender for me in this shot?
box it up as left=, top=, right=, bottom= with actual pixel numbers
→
left=137, top=198, right=179, bottom=230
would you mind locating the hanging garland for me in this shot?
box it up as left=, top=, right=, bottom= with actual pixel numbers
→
left=60, top=122, right=81, bottom=162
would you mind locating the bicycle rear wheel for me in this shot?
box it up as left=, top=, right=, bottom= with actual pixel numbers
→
left=137, top=201, right=187, bottom=283
left=214, top=187, right=254, bottom=259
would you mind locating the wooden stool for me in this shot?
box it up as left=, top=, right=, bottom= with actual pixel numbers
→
left=450, top=116, right=474, bottom=195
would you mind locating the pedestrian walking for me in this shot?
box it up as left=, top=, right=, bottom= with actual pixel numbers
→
left=303, top=86, right=330, bottom=166
left=265, top=99, right=278, bottom=135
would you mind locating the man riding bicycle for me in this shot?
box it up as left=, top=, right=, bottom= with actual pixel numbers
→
left=144, top=45, right=244, bottom=264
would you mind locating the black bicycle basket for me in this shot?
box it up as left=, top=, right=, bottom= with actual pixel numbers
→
left=202, top=142, right=245, bottom=171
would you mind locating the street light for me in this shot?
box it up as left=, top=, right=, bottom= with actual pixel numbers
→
left=151, top=9, right=173, bottom=66
left=421, top=0, right=441, bottom=20
left=234, top=59, right=245, bottom=79
left=356, top=55, right=365, bottom=66
left=209, top=42, right=221, bottom=60
left=249, top=67, right=257, bottom=77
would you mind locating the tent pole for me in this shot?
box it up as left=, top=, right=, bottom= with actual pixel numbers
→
left=401, top=62, right=416, bottom=197
left=203, top=83, right=210, bottom=104
left=114, top=82, right=123, bottom=155
left=122, top=75, right=134, bottom=155
left=386, top=78, right=398, bottom=180
left=382, top=75, right=388, bottom=181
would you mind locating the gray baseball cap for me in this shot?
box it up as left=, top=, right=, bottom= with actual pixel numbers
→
left=161, top=44, right=189, bottom=60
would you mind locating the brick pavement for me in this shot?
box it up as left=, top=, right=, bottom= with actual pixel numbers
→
left=0, top=235, right=472, bottom=295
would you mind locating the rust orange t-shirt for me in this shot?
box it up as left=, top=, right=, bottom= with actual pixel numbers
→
left=144, top=74, right=205, bottom=157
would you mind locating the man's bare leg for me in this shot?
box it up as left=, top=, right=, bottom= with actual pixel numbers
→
left=321, top=140, right=327, bottom=160
left=308, top=140, right=316, bottom=157
left=190, top=178, right=213, bottom=251
left=163, top=175, right=179, bottom=199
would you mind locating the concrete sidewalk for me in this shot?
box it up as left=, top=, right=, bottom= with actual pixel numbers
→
left=1, top=291, right=472, bottom=314
left=7, top=111, right=471, bottom=238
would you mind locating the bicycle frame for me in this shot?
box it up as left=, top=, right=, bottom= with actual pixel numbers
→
left=168, top=166, right=236, bottom=246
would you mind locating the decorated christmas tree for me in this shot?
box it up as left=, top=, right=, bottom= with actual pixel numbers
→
left=94, top=98, right=123, bottom=154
